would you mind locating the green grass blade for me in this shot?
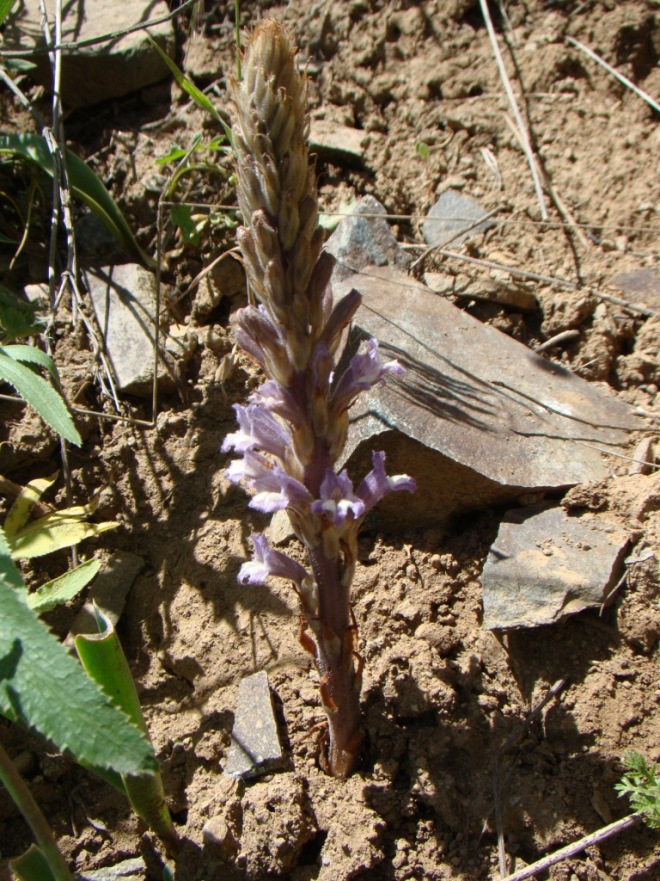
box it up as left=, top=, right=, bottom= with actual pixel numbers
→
left=75, top=611, right=177, bottom=848
left=0, top=134, right=154, bottom=268
left=146, top=33, right=220, bottom=122
left=0, top=577, right=157, bottom=777
left=9, top=845, right=62, bottom=881
left=28, top=559, right=102, bottom=614
left=0, top=349, right=81, bottom=445
left=0, top=0, right=17, bottom=26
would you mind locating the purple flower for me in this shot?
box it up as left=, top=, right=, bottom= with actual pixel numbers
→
left=225, top=450, right=312, bottom=513
left=239, top=533, right=311, bottom=588
left=250, top=380, right=304, bottom=426
left=356, top=451, right=416, bottom=513
left=233, top=305, right=292, bottom=385
left=222, top=403, right=291, bottom=459
left=311, top=469, right=366, bottom=527
left=330, top=338, right=404, bottom=415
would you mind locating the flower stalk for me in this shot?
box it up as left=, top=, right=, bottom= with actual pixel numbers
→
left=227, top=20, right=415, bottom=777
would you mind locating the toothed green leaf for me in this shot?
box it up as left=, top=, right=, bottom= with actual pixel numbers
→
left=0, top=578, right=157, bottom=777
left=0, top=348, right=81, bottom=445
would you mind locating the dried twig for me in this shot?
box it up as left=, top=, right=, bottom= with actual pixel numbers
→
left=479, top=0, right=548, bottom=219
left=500, top=813, right=642, bottom=881
left=534, top=329, right=581, bottom=353
left=567, top=37, right=660, bottom=115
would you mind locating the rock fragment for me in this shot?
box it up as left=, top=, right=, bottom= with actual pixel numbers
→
left=7, top=0, right=175, bottom=109
left=422, top=189, right=496, bottom=247
left=325, top=195, right=410, bottom=283
left=332, top=264, right=639, bottom=529
left=611, top=268, right=660, bottom=311
left=85, top=264, right=181, bottom=396
left=310, top=119, right=368, bottom=167
left=481, top=505, right=630, bottom=630
left=225, top=671, right=284, bottom=780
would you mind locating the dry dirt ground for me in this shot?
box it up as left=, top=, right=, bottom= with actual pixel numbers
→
left=1, top=1, right=660, bottom=879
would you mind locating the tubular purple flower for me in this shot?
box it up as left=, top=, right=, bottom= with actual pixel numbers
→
left=238, top=532, right=311, bottom=588
left=356, top=450, right=417, bottom=514
left=250, top=380, right=304, bottom=426
left=222, top=403, right=291, bottom=460
left=311, top=469, right=366, bottom=528
left=330, top=338, right=404, bottom=415
left=228, top=451, right=313, bottom=513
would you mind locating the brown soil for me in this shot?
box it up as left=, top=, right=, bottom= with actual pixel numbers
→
left=1, top=1, right=659, bottom=880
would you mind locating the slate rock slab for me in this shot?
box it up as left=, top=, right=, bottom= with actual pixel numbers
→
left=422, top=189, right=497, bottom=248
left=326, top=195, right=411, bottom=283
left=481, top=505, right=630, bottom=630
left=6, top=0, right=175, bottom=109
left=333, top=265, right=639, bottom=529
left=85, top=264, right=176, bottom=396
left=225, top=671, right=284, bottom=780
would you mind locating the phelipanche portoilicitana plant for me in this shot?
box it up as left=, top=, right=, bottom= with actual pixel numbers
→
left=225, top=20, right=415, bottom=777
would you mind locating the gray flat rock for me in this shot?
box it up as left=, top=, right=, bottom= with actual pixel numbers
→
left=6, top=0, right=174, bottom=109
left=422, top=190, right=497, bottom=248
left=333, top=265, right=639, bottom=529
left=481, top=505, right=630, bottom=630
left=326, top=195, right=411, bottom=283
left=85, top=264, right=177, bottom=396
left=225, top=671, right=284, bottom=780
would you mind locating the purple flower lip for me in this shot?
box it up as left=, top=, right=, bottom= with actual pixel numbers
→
left=331, top=338, right=404, bottom=416
left=356, top=450, right=416, bottom=514
left=222, top=402, right=291, bottom=460
left=311, top=469, right=365, bottom=528
left=225, top=450, right=313, bottom=514
left=239, top=533, right=311, bottom=588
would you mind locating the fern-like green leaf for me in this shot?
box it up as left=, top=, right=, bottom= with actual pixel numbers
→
left=0, top=577, right=157, bottom=776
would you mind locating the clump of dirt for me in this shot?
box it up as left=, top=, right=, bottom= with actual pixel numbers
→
left=1, top=1, right=659, bottom=880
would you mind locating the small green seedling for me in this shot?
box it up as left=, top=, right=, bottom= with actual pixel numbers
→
left=616, top=750, right=660, bottom=828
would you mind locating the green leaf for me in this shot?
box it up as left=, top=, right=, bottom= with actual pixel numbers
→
left=170, top=203, right=203, bottom=246
left=0, top=134, right=154, bottom=269
left=146, top=34, right=221, bottom=122
left=0, top=348, right=81, bottom=445
left=0, top=0, right=17, bottom=26
left=2, top=344, right=58, bottom=380
left=8, top=509, right=118, bottom=560
left=4, top=475, right=56, bottom=540
left=0, top=286, right=45, bottom=343
left=9, top=845, right=60, bottom=881
left=75, top=610, right=177, bottom=847
left=0, top=525, right=22, bottom=590
left=28, top=559, right=102, bottom=614
left=155, top=146, right=190, bottom=166
left=0, top=578, right=157, bottom=777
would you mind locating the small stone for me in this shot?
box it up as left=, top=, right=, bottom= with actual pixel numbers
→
left=482, top=504, right=630, bottom=630
left=326, top=195, right=411, bottom=284
left=422, top=189, right=496, bottom=248
left=77, top=858, right=146, bottom=881
left=85, top=264, right=179, bottom=396
left=310, top=119, right=368, bottom=167
left=225, top=671, right=284, bottom=780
